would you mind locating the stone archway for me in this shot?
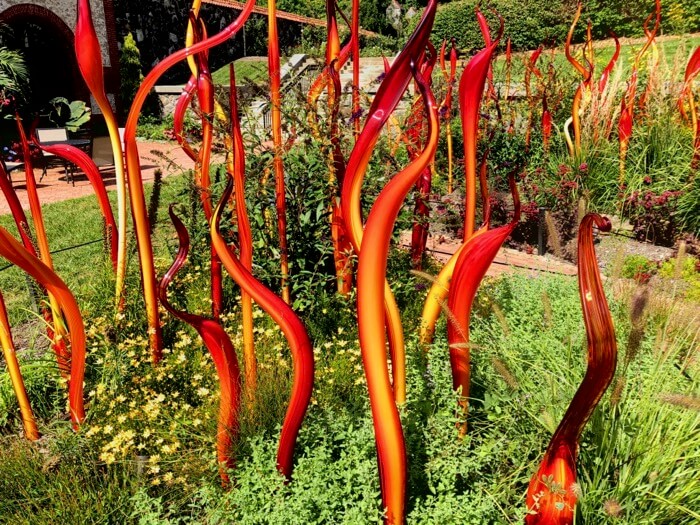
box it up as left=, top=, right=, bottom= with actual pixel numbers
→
left=0, top=4, right=88, bottom=113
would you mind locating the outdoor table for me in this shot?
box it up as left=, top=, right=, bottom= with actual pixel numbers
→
left=42, top=138, right=91, bottom=149
left=40, top=138, right=91, bottom=184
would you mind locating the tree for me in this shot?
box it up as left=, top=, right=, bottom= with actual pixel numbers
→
left=0, top=47, right=29, bottom=105
left=119, top=32, right=161, bottom=120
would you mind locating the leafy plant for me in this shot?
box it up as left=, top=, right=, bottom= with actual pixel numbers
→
left=46, top=97, right=91, bottom=133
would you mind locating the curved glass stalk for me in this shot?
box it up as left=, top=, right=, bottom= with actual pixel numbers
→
left=0, top=227, right=85, bottom=428
left=564, top=2, right=591, bottom=156
left=358, top=67, right=438, bottom=525
left=420, top=15, right=498, bottom=345
left=682, top=46, right=700, bottom=170
left=268, top=0, right=290, bottom=304
left=439, top=39, right=458, bottom=192
left=408, top=44, right=437, bottom=270
left=598, top=33, right=620, bottom=94
left=15, top=116, right=69, bottom=373
left=542, top=95, right=553, bottom=152
left=341, top=0, right=437, bottom=404
left=459, top=18, right=500, bottom=240
left=618, top=0, right=660, bottom=179
left=447, top=176, right=520, bottom=435
left=0, top=163, right=37, bottom=253
left=123, top=0, right=256, bottom=360
left=75, top=0, right=128, bottom=307
left=159, top=207, right=241, bottom=486
left=32, top=141, right=118, bottom=269
left=0, top=290, right=39, bottom=440
left=211, top=179, right=313, bottom=479
left=0, top=162, right=60, bottom=348
left=173, top=75, right=198, bottom=162
left=525, top=214, right=615, bottom=524
left=680, top=46, right=700, bottom=128
left=227, top=64, right=256, bottom=402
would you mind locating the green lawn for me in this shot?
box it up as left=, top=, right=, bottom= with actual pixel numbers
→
left=211, top=57, right=271, bottom=86
left=492, top=34, right=700, bottom=84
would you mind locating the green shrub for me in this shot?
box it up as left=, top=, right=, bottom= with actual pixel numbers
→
left=119, top=33, right=162, bottom=121
left=622, top=255, right=657, bottom=280
left=407, top=1, right=572, bottom=53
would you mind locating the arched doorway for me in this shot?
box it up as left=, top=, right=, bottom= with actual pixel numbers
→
left=0, top=4, right=88, bottom=115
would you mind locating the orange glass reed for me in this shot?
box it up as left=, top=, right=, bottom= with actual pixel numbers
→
left=268, top=0, right=290, bottom=304
left=564, top=2, right=591, bottom=157
left=407, top=44, right=437, bottom=270
left=679, top=46, right=700, bottom=127
left=439, top=39, right=458, bottom=192
left=174, top=75, right=198, bottom=162
left=419, top=15, right=500, bottom=346
left=358, top=66, right=438, bottom=525
left=15, top=117, right=69, bottom=374
left=0, top=226, right=85, bottom=429
left=75, top=0, right=128, bottom=307
left=324, top=0, right=353, bottom=294
left=524, top=46, right=543, bottom=149
left=122, top=0, right=257, bottom=361
left=228, top=64, right=257, bottom=402
left=342, top=0, right=437, bottom=405
left=211, top=179, right=313, bottom=479
left=618, top=0, right=660, bottom=182
left=32, top=141, right=117, bottom=268
left=447, top=175, right=520, bottom=435
left=682, top=46, right=700, bottom=171
left=0, top=291, right=39, bottom=440
left=159, top=207, right=241, bottom=487
left=192, top=21, right=224, bottom=318
left=525, top=214, right=616, bottom=524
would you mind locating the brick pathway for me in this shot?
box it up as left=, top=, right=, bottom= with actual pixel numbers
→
left=0, top=140, right=197, bottom=216
left=400, top=233, right=578, bottom=278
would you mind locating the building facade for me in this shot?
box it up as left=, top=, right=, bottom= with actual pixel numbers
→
left=0, top=0, right=120, bottom=112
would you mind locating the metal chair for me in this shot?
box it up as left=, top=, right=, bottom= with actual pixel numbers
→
left=36, top=128, right=71, bottom=183
left=0, top=158, right=24, bottom=183
left=91, top=136, right=114, bottom=167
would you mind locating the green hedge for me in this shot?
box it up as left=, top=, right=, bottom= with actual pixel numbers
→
left=408, top=0, right=700, bottom=54
left=410, top=0, right=571, bottom=54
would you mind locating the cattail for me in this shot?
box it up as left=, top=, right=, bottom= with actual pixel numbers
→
left=544, top=211, right=563, bottom=258
left=439, top=298, right=468, bottom=343
left=610, top=246, right=626, bottom=280
left=491, top=357, right=519, bottom=390
left=625, top=327, right=644, bottom=366
left=675, top=241, right=687, bottom=280
left=541, top=290, right=553, bottom=328
left=610, top=376, right=625, bottom=407
left=540, top=409, right=555, bottom=432
left=603, top=499, right=623, bottom=518
left=630, top=285, right=649, bottom=326
left=624, top=285, right=649, bottom=366
left=491, top=302, right=510, bottom=337
left=659, top=393, right=700, bottom=411
left=577, top=197, right=588, bottom=226
left=410, top=269, right=440, bottom=286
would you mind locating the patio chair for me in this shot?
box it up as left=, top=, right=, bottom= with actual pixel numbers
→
left=36, top=128, right=72, bottom=184
left=91, top=136, right=114, bottom=167
left=0, top=158, right=24, bottom=183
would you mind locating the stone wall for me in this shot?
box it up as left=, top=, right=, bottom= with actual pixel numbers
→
left=0, top=0, right=112, bottom=66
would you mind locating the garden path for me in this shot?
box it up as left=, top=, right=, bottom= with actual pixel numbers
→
left=400, top=233, right=578, bottom=278
left=0, top=140, right=201, bottom=215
